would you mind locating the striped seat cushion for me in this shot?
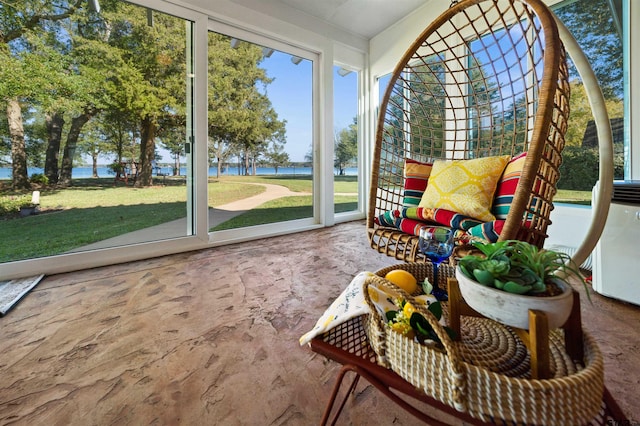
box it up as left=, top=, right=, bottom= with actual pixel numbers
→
left=402, top=159, right=433, bottom=207
left=492, top=152, right=526, bottom=219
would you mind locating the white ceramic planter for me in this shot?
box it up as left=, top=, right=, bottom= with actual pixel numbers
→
left=455, top=266, right=574, bottom=330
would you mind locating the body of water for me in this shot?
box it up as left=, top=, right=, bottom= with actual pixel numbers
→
left=0, top=166, right=358, bottom=179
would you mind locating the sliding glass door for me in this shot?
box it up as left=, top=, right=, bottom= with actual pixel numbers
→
left=0, top=1, right=195, bottom=263
left=206, top=26, right=315, bottom=233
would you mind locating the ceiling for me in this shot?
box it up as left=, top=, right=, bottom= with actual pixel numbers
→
left=230, top=0, right=428, bottom=39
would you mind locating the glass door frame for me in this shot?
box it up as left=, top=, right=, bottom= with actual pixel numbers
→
left=206, top=18, right=323, bottom=245
left=0, top=0, right=210, bottom=280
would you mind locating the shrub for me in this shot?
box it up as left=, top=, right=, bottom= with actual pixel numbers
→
left=558, top=147, right=599, bottom=191
left=107, top=162, right=124, bottom=175
left=0, top=195, right=30, bottom=215
left=558, top=146, right=626, bottom=191
left=30, top=173, right=49, bottom=185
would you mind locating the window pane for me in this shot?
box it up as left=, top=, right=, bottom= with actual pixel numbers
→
left=333, top=66, right=359, bottom=214
left=468, top=27, right=533, bottom=157
left=553, top=0, right=625, bottom=201
left=378, top=73, right=392, bottom=105
left=0, top=1, right=194, bottom=263
left=207, top=33, right=314, bottom=231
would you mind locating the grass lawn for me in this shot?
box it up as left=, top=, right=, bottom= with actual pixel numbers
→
left=0, top=178, right=266, bottom=262
left=0, top=175, right=357, bottom=263
left=554, top=189, right=593, bottom=206
left=210, top=195, right=358, bottom=231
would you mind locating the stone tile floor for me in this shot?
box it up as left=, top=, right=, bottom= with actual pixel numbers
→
left=0, top=221, right=638, bottom=425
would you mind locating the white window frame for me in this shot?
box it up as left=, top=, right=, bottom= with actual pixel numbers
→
left=0, top=0, right=210, bottom=280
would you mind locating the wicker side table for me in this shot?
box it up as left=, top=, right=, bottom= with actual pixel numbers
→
left=308, top=264, right=629, bottom=425
left=310, top=316, right=627, bottom=425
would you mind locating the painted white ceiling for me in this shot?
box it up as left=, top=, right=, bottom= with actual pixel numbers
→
left=229, top=0, right=428, bottom=39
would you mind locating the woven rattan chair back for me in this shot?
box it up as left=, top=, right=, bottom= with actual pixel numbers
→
left=368, top=0, right=570, bottom=262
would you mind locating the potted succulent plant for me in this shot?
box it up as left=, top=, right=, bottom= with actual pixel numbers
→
left=455, top=240, right=589, bottom=330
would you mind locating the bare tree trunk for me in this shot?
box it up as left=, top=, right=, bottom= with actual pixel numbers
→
left=59, top=112, right=92, bottom=187
left=6, top=98, right=31, bottom=190
left=137, top=116, right=155, bottom=187
left=44, top=112, right=65, bottom=184
left=173, top=152, right=180, bottom=176
left=244, top=151, right=250, bottom=176
left=92, top=152, right=99, bottom=177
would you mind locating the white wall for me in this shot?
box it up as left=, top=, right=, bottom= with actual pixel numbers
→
left=545, top=204, right=592, bottom=250
left=369, top=0, right=446, bottom=80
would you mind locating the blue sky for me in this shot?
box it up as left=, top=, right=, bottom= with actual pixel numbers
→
left=260, top=50, right=358, bottom=162
left=154, top=47, right=357, bottom=164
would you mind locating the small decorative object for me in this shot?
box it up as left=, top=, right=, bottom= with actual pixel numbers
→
left=383, top=297, right=455, bottom=347
left=418, top=227, right=455, bottom=301
left=456, top=240, right=588, bottom=329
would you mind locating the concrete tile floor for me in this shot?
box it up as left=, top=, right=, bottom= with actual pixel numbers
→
left=0, top=221, right=638, bottom=425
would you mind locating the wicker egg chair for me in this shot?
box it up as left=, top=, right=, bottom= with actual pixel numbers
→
left=368, top=0, right=573, bottom=263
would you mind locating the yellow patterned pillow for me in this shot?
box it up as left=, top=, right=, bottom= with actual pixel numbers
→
left=418, top=156, right=510, bottom=222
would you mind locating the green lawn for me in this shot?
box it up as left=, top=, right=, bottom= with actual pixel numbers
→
left=0, top=175, right=357, bottom=262
left=210, top=194, right=358, bottom=231
left=554, top=189, right=593, bottom=206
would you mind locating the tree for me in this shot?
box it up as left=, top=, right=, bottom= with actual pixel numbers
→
left=207, top=34, right=285, bottom=176
left=209, top=135, right=234, bottom=178
left=381, top=59, right=448, bottom=165
left=265, top=142, right=290, bottom=175
left=334, top=118, right=357, bottom=175
left=554, top=1, right=624, bottom=190
left=77, top=119, right=112, bottom=178
left=100, top=109, right=139, bottom=171
left=59, top=107, right=96, bottom=185
left=2, top=1, right=285, bottom=189
left=55, top=3, right=118, bottom=186
left=6, top=98, right=28, bottom=188
left=236, top=91, right=286, bottom=176
left=0, top=0, right=85, bottom=189
left=44, top=111, right=64, bottom=183
left=98, top=4, right=187, bottom=187
left=158, top=122, right=186, bottom=176
left=0, top=109, right=10, bottom=166
left=554, top=0, right=623, bottom=100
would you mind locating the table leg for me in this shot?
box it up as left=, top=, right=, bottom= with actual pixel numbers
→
left=321, top=363, right=454, bottom=426
left=321, top=365, right=361, bottom=426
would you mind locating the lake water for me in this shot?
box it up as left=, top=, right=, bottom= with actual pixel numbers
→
left=0, top=166, right=358, bottom=179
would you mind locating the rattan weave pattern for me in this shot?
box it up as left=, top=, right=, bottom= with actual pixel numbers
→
left=363, top=263, right=604, bottom=425
left=313, top=317, right=623, bottom=425
left=368, top=0, right=571, bottom=263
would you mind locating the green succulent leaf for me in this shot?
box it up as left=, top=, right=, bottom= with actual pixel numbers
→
left=386, top=310, right=398, bottom=322
left=472, top=269, right=494, bottom=285
left=460, top=240, right=591, bottom=303
left=428, top=301, right=443, bottom=320
left=503, top=281, right=533, bottom=294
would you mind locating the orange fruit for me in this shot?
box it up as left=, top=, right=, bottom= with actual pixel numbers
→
left=384, top=269, right=419, bottom=294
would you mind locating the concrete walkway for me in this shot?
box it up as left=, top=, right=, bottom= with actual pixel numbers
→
left=70, top=183, right=311, bottom=252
